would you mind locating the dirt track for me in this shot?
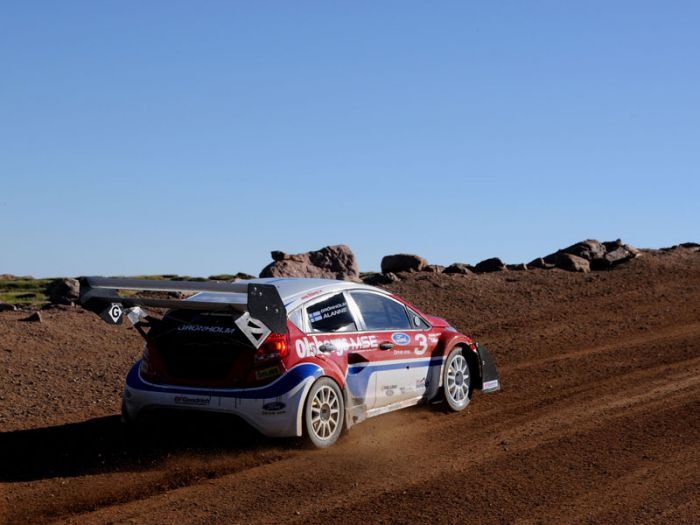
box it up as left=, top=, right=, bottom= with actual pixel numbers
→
left=1, top=247, right=699, bottom=524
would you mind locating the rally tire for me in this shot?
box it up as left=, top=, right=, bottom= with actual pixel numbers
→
left=442, top=347, right=471, bottom=411
left=303, top=377, right=344, bottom=448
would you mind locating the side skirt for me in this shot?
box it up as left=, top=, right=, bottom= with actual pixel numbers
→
left=365, top=397, right=423, bottom=419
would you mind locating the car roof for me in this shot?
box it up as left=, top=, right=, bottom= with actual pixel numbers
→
left=190, top=277, right=386, bottom=312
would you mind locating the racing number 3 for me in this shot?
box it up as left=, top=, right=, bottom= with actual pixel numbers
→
left=415, top=334, right=428, bottom=355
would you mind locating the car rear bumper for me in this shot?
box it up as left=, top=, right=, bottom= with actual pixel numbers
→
left=122, top=360, right=322, bottom=437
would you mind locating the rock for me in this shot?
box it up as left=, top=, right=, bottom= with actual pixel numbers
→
left=0, top=303, right=16, bottom=312
left=679, top=242, right=700, bottom=249
left=21, top=311, right=42, bottom=322
left=554, top=253, right=590, bottom=273
left=474, top=257, right=507, bottom=273
left=603, top=239, right=623, bottom=251
left=380, top=254, right=428, bottom=274
left=528, top=257, right=556, bottom=270
left=423, top=264, right=445, bottom=273
left=443, top=263, right=472, bottom=275
left=260, top=245, right=360, bottom=281
left=560, top=239, right=606, bottom=262
left=362, top=272, right=400, bottom=286
left=507, top=263, right=528, bottom=271
left=46, top=278, right=80, bottom=305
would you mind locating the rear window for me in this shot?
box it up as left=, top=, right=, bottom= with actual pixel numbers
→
left=306, top=293, right=357, bottom=333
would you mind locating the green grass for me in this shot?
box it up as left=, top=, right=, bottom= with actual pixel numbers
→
left=0, top=273, right=258, bottom=307
left=0, top=278, right=51, bottom=306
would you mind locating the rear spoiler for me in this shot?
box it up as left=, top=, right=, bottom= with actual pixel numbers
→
left=79, top=277, right=287, bottom=347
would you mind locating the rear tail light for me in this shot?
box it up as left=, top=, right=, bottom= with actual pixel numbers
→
left=256, top=332, right=289, bottom=361
left=140, top=343, right=160, bottom=382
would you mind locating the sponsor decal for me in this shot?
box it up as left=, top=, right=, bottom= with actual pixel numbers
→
left=255, top=367, right=281, bottom=380
left=428, top=333, right=440, bottom=344
left=262, top=401, right=286, bottom=412
left=177, top=324, right=236, bottom=335
left=295, top=335, right=378, bottom=358
left=382, top=384, right=397, bottom=397
left=108, top=304, right=122, bottom=323
left=309, top=301, right=349, bottom=323
left=301, top=290, right=323, bottom=301
left=482, top=379, right=500, bottom=390
left=391, top=333, right=411, bottom=346
left=174, top=395, right=210, bottom=406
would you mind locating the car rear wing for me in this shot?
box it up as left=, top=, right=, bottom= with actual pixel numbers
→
left=79, top=277, right=287, bottom=347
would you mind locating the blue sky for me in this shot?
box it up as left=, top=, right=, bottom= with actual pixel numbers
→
left=1, top=1, right=698, bottom=277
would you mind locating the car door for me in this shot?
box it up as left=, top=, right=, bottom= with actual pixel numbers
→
left=348, top=291, right=437, bottom=409
left=299, top=291, right=379, bottom=411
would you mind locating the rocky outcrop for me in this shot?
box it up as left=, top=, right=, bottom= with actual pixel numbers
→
left=474, top=257, right=507, bottom=273
left=423, top=264, right=445, bottom=273
left=46, top=278, right=80, bottom=305
left=444, top=263, right=473, bottom=275
left=540, top=239, right=640, bottom=272
left=260, top=245, right=360, bottom=281
left=381, top=254, right=428, bottom=274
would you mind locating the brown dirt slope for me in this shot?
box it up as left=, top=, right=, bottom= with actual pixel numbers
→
left=1, top=248, right=699, bottom=524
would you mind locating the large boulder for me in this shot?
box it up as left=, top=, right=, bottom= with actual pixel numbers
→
left=554, top=253, right=590, bottom=273
left=381, top=254, right=428, bottom=274
left=443, top=263, right=473, bottom=275
left=474, top=257, right=507, bottom=273
left=259, top=245, right=360, bottom=281
left=46, top=278, right=80, bottom=305
left=560, top=239, right=606, bottom=261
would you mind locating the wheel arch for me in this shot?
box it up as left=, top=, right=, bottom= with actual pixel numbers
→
left=295, top=369, right=346, bottom=437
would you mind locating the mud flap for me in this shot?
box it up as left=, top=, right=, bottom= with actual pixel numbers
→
left=475, top=343, right=501, bottom=393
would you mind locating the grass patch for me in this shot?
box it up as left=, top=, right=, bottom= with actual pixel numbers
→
left=0, top=278, right=51, bottom=306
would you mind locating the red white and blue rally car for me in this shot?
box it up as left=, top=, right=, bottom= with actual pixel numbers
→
left=80, top=277, right=500, bottom=448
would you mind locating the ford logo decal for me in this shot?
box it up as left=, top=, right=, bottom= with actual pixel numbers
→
left=391, top=333, right=411, bottom=346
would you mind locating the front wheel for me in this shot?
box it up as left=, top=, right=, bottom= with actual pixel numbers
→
left=303, top=377, right=344, bottom=448
left=443, top=347, right=471, bottom=411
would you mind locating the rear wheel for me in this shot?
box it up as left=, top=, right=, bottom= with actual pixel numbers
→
left=304, top=377, right=344, bottom=448
left=443, top=347, right=471, bottom=411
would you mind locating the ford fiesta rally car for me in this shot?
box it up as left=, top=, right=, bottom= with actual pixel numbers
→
left=80, top=277, right=500, bottom=448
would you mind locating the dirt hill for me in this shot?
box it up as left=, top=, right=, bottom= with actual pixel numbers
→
left=1, top=247, right=698, bottom=524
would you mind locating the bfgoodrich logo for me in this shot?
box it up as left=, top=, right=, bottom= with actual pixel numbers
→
left=391, top=333, right=411, bottom=346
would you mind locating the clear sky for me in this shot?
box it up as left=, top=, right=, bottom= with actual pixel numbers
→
left=1, top=1, right=698, bottom=277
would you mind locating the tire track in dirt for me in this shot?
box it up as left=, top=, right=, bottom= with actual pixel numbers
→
left=56, top=336, right=700, bottom=524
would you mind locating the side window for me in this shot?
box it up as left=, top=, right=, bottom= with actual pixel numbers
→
left=306, top=293, right=357, bottom=333
left=350, top=292, right=411, bottom=331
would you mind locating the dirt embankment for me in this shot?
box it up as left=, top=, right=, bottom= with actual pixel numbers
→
left=1, top=247, right=699, bottom=524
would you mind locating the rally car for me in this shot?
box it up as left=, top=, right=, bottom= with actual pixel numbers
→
left=80, top=276, right=500, bottom=448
